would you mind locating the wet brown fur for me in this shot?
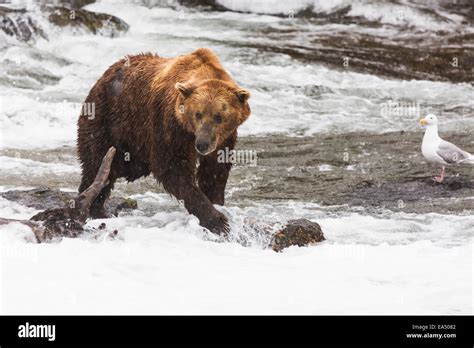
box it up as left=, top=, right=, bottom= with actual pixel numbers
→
left=77, top=48, right=251, bottom=234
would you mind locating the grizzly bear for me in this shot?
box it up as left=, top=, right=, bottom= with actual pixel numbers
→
left=77, top=48, right=251, bottom=234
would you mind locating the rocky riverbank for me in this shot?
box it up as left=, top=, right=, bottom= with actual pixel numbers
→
left=235, top=132, right=473, bottom=215
left=1, top=131, right=472, bottom=216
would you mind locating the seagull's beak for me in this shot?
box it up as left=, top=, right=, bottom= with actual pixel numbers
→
left=420, top=118, right=427, bottom=125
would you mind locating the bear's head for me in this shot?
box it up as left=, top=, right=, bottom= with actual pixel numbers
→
left=175, top=79, right=251, bottom=156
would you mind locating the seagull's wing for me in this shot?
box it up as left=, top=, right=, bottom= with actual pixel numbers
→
left=436, top=140, right=470, bottom=164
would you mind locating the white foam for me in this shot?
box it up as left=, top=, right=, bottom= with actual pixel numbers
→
left=216, top=0, right=467, bottom=31
left=0, top=0, right=472, bottom=315
left=0, top=193, right=471, bottom=314
left=348, top=1, right=464, bottom=31
left=216, top=0, right=350, bottom=16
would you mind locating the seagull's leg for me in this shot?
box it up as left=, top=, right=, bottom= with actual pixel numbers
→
left=433, top=166, right=445, bottom=183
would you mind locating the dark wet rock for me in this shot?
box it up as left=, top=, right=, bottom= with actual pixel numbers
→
left=47, top=7, right=129, bottom=37
left=345, top=177, right=474, bottom=213
left=114, top=197, right=139, bottom=216
left=46, top=0, right=96, bottom=10
left=444, top=177, right=471, bottom=190
left=0, top=6, right=47, bottom=42
left=27, top=209, right=117, bottom=242
left=270, top=219, right=325, bottom=252
left=296, top=5, right=352, bottom=20
left=0, top=187, right=138, bottom=217
left=237, top=31, right=473, bottom=84
left=176, top=0, right=228, bottom=12
left=30, top=207, right=85, bottom=240
left=1, top=186, right=71, bottom=210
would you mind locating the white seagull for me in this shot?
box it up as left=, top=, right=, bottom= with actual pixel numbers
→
left=420, top=114, right=474, bottom=183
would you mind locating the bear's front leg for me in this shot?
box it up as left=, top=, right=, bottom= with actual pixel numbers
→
left=197, top=154, right=232, bottom=205
left=160, top=167, right=230, bottom=235
left=197, top=134, right=236, bottom=205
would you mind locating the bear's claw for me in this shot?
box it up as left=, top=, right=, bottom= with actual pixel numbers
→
left=202, top=210, right=230, bottom=236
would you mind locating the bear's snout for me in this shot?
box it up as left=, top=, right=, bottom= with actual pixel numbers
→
left=196, top=140, right=211, bottom=155
left=195, top=122, right=216, bottom=155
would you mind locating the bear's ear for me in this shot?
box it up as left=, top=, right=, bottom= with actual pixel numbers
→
left=175, top=82, right=195, bottom=98
left=236, top=89, right=250, bottom=103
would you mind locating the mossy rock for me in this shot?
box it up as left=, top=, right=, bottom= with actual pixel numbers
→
left=270, top=219, right=325, bottom=252
left=47, top=7, right=129, bottom=36
left=113, top=198, right=138, bottom=216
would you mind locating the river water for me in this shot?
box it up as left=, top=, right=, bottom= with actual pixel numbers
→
left=0, top=0, right=472, bottom=314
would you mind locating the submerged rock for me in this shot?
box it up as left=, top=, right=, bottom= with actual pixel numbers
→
left=114, top=198, right=139, bottom=215
left=176, top=0, right=228, bottom=11
left=0, top=187, right=137, bottom=217
left=270, top=219, right=325, bottom=252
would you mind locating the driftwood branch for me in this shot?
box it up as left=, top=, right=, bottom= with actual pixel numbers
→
left=75, top=146, right=116, bottom=222
left=0, top=147, right=116, bottom=242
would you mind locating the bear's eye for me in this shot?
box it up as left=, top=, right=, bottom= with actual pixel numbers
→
left=214, top=114, right=222, bottom=124
left=195, top=112, right=202, bottom=120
